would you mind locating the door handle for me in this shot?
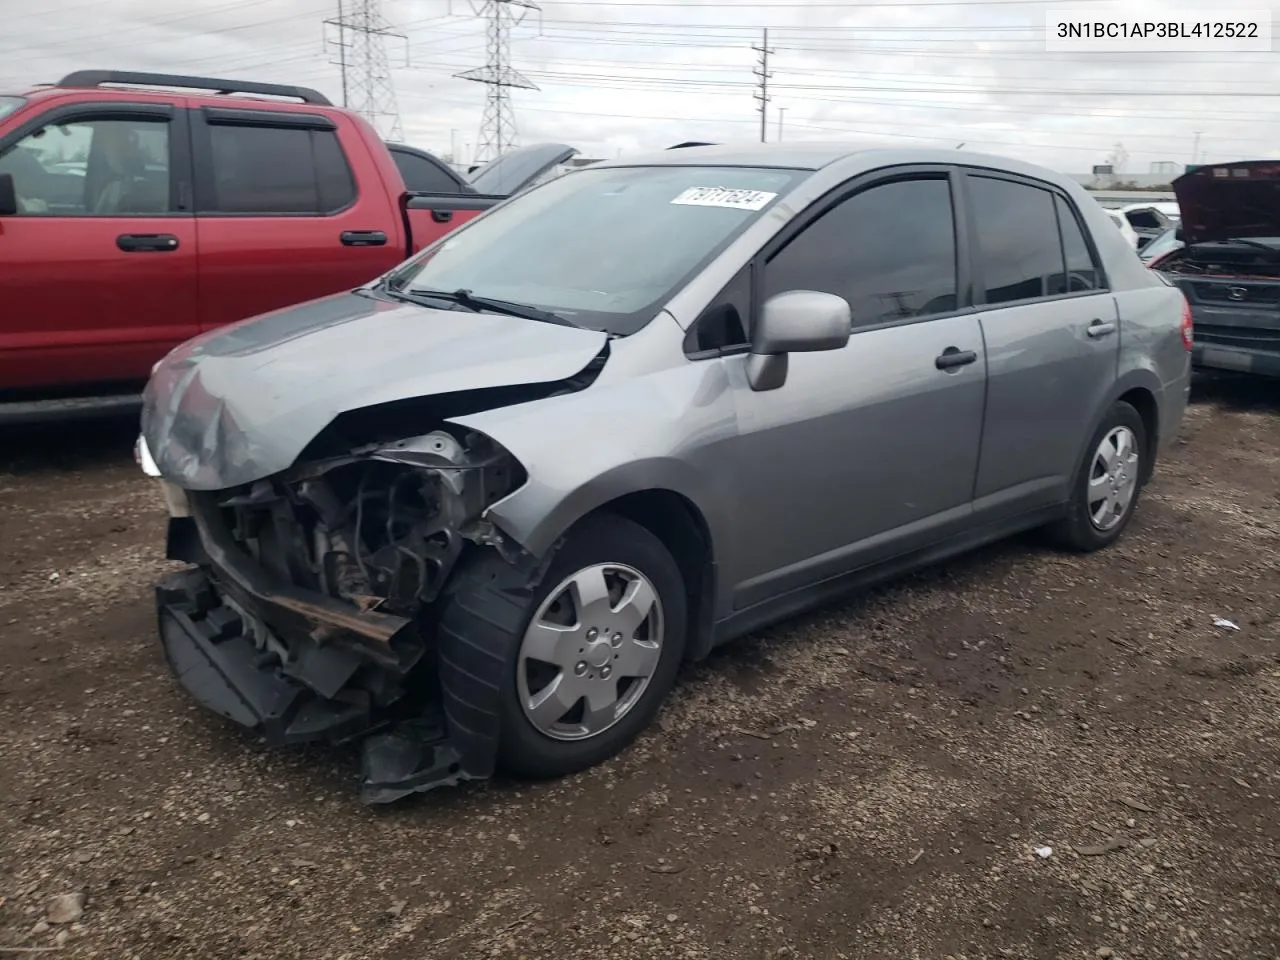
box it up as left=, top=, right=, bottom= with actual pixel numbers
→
left=935, top=346, right=978, bottom=370
left=1087, top=319, right=1117, bottom=339
left=430, top=209, right=453, bottom=224
left=340, top=230, right=388, bottom=247
left=117, top=233, right=179, bottom=252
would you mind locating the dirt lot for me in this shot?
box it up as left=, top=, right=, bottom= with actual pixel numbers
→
left=1, top=376, right=1277, bottom=960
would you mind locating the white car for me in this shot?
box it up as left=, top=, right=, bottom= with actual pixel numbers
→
left=1106, top=209, right=1141, bottom=250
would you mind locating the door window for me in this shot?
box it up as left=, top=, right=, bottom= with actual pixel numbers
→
left=390, top=148, right=462, bottom=193
left=762, top=177, right=959, bottom=328
left=968, top=176, right=1069, bottom=305
left=204, top=124, right=355, bottom=214
left=1054, top=195, right=1102, bottom=292
left=0, top=117, right=170, bottom=215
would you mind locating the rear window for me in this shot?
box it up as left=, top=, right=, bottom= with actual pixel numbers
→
left=0, top=96, right=24, bottom=122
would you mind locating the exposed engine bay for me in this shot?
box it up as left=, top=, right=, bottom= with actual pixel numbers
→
left=154, top=426, right=532, bottom=802
left=1157, top=245, right=1280, bottom=280
left=204, top=429, right=523, bottom=620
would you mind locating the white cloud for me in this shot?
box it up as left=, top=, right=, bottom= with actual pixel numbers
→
left=3, top=0, right=1279, bottom=173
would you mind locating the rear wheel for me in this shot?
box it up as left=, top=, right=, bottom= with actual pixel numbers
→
left=497, top=514, right=687, bottom=777
left=1047, top=400, right=1147, bottom=552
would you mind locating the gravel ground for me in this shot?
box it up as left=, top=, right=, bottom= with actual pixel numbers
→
left=0, top=374, right=1277, bottom=960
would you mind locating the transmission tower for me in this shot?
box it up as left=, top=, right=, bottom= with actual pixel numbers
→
left=454, top=0, right=540, bottom=163
left=324, top=0, right=407, bottom=142
left=752, top=27, right=773, bottom=144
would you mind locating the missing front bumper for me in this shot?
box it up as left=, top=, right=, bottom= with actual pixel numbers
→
left=156, top=563, right=484, bottom=803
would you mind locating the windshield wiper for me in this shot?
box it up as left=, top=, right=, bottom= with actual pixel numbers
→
left=383, top=282, right=580, bottom=328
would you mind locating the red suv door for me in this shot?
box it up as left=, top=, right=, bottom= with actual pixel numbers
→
left=189, top=105, right=401, bottom=331
left=0, top=98, right=199, bottom=391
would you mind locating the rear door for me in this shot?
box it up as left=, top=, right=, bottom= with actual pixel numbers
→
left=191, top=106, right=401, bottom=331
left=964, top=171, right=1119, bottom=517
left=0, top=100, right=197, bottom=391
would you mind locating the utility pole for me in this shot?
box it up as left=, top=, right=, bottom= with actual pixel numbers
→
left=777, top=106, right=786, bottom=142
left=752, top=27, right=773, bottom=143
left=455, top=0, right=540, bottom=163
left=324, top=0, right=407, bottom=140
left=1191, top=131, right=1202, bottom=165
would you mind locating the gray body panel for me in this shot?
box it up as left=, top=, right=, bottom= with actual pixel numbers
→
left=144, top=142, right=1191, bottom=645
left=142, top=292, right=607, bottom=490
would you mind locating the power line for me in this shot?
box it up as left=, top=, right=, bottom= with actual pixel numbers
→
left=323, top=0, right=406, bottom=141
left=751, top=27, right=773, bottom=143
left=455, top=0, right=541, bottom=163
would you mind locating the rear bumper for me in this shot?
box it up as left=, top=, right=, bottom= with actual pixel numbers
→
left=1192, top=342, right=1280, bottom=378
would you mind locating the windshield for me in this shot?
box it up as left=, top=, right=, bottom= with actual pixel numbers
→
left=0, top=96, right=25, bottom=122
left=389, top=164, right=808, bottom=335
left=1140, top=227, right=1182, bottom=262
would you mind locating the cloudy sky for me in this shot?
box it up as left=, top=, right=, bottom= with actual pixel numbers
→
left=3, top=0, right=1278, bottom=173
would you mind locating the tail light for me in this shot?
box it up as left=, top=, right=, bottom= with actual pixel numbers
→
left=1180, top=297, right=1194, bottom=351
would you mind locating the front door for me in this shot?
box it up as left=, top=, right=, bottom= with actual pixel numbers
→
left=0, top=103, right=198, bottom=391
left=961, top=172, right=1121, bottom=516
left=723, top=171, right=988, bottom=609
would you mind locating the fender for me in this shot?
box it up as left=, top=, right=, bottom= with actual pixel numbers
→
left=1070, top=364, right=1165, bottom=485
left=447, top=357, right=740, bottom=564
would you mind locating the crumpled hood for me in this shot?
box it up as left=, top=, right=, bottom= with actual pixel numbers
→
left=1173, top=161, right=1280, bottom=245
left=142, top=291, right=608, bottom=491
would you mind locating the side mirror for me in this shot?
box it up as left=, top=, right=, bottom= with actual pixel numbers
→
left=1174, top=226, right=1184, bottom=242
left=746, top=290, right=851, bottom=391
left=0, top=173, right=16, bottom=216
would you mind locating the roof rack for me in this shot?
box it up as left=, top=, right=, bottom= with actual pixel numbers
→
left=56, top=70, right=332, bottom=106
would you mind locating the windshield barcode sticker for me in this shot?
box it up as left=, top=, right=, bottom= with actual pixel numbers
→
left=670, top=187, right=778, bottom=210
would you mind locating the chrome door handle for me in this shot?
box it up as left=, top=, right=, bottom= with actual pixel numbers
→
left=1087, top=319, right=1117, bottom=338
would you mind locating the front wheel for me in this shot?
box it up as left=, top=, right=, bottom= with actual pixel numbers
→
left=482, top=514, right=688, bottom=778
left=1047, top=400, right=1148, bottom=552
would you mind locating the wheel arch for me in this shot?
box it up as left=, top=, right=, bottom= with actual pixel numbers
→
left=1071, top=369, right=1163, bottom=488
left=585, top=489, right=718, bottom=663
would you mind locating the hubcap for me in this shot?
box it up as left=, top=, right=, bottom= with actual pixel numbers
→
left=516, top=563, right=663, bottom=741
left=1087, top=425, right=1140, bottom=531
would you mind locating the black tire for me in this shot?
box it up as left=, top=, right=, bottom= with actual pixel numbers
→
left=1046, top=400, right=1148, bottom=552
left=443, top=513, right=688, bottom=780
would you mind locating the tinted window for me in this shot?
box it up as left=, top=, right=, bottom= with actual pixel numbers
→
left=763, top=177, right=958, bottom=327
left=206, top=125, right=354, bottom=214
left=0, top=96, right=24, bottom=122
left=969, top=176, right=1063, bottom=305
left=0, top=117, right=170, bottom=216
left=1055, top=195, right=1101, bottom=291
left=390, top=148, right=462, bottom=193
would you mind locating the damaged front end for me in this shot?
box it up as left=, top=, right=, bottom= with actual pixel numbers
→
left=151, top=427, right=527, bottom=803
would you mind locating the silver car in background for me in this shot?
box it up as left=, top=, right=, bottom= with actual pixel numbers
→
left=138, top=143, right=1192, bottom=802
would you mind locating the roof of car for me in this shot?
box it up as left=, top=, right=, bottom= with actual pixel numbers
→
left=586, top=141, right=1077, bottom=184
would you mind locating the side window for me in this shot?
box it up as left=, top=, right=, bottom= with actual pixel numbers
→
left=968, top=176, right=1062, bottom=305
left=390, top=150, right=461, bottom=193
left=0, top=117, right=170, bottom=216
left=1054, top=195, right=1101, bottom=292
left=762, top=177, right=958, bottom=328
left=688, top=266, right=751, bottom=354
left=205, top=124, right=355, bottom=215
